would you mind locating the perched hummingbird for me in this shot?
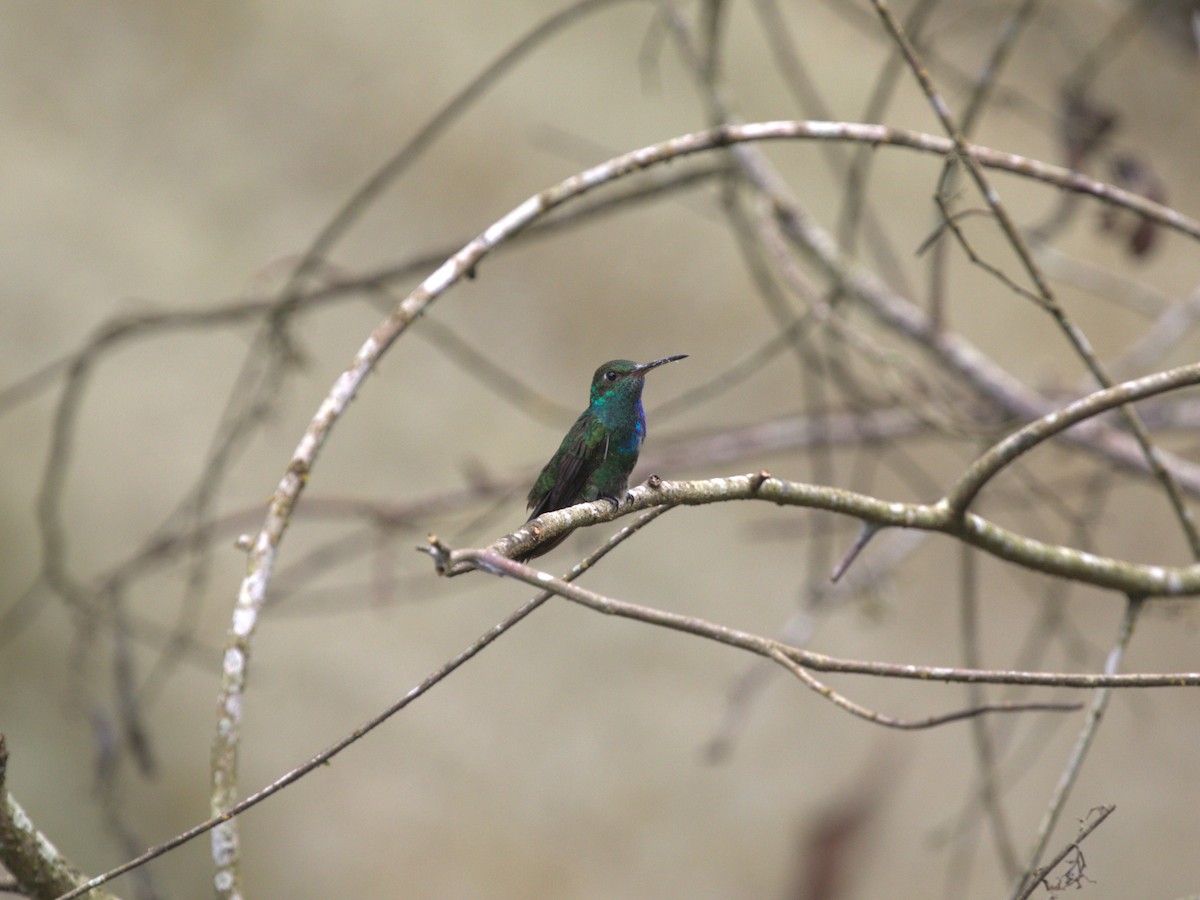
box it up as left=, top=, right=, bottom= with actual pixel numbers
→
left=521, top=355, right=687, bottom=559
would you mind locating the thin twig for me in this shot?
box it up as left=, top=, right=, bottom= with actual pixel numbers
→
left=926, top=0, right=1041, bottom=327
left=958, top=542, right=1021, bottom=878
left=766, top=648, right=1079, bottom=729
left=1015, top=804, right=1116, bottom=900
left=1008, top=598, right=1141, bottom=900
left=433, top=545, right=1200, bottom=689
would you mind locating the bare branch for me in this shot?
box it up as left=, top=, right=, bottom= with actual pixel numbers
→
left=766, top=648, right=1080, bottom=730
left=1009, top=597, right=1142, bottom=899
left=429, top=546, right=1200, bottom=689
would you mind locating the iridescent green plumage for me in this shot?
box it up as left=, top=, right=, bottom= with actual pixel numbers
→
left=523, top=355, right=686, bottom=558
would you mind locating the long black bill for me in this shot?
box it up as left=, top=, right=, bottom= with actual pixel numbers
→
left=631, top=354, right=687, bottom=376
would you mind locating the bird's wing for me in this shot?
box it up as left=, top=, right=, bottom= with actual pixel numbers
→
left=526, top=412, right=608, bottom=520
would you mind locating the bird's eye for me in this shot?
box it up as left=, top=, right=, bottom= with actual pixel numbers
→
left=604, top=370, right=618, bottom=382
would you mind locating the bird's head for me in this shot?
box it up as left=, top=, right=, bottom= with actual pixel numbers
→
left=588, top=355, right=686, bottom=406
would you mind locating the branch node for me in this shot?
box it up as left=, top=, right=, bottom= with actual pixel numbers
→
left=418, top=534, right=454, bottom=575
left=750, top=470, right=771, bottom=494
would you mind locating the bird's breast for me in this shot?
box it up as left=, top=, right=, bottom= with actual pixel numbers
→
left=592, top=398, right=646, bottom=455
left=612, top=412, right=645, bottom=456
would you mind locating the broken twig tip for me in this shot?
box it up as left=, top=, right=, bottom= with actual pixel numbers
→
left=417, top=534, right=454, bottom=574
left=831, top=523, right=883, bottom=583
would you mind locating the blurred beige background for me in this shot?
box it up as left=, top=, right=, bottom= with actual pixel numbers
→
left=3, top=2, right=1200, bottom=898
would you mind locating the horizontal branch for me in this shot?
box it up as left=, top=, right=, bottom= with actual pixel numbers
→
left=449, top=471, right=1200, bottom=597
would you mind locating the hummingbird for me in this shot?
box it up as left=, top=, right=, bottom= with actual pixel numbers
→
left=521, top=354, right=687, bottom=559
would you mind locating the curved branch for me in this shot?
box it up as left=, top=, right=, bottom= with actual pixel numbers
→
left=947, top=362, right=1200, bottom=516
left=766, top=648, right=1080, bottom=729
left=214, top=114, right=1200, bottom=890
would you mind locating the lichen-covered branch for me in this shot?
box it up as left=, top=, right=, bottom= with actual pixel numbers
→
left=453, top=469, right=1200, bottom=598
left=0, top=736, right=118, bottom=900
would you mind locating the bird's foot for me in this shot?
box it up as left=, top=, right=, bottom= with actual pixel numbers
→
left=599, top=494, right=622, bottom=511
